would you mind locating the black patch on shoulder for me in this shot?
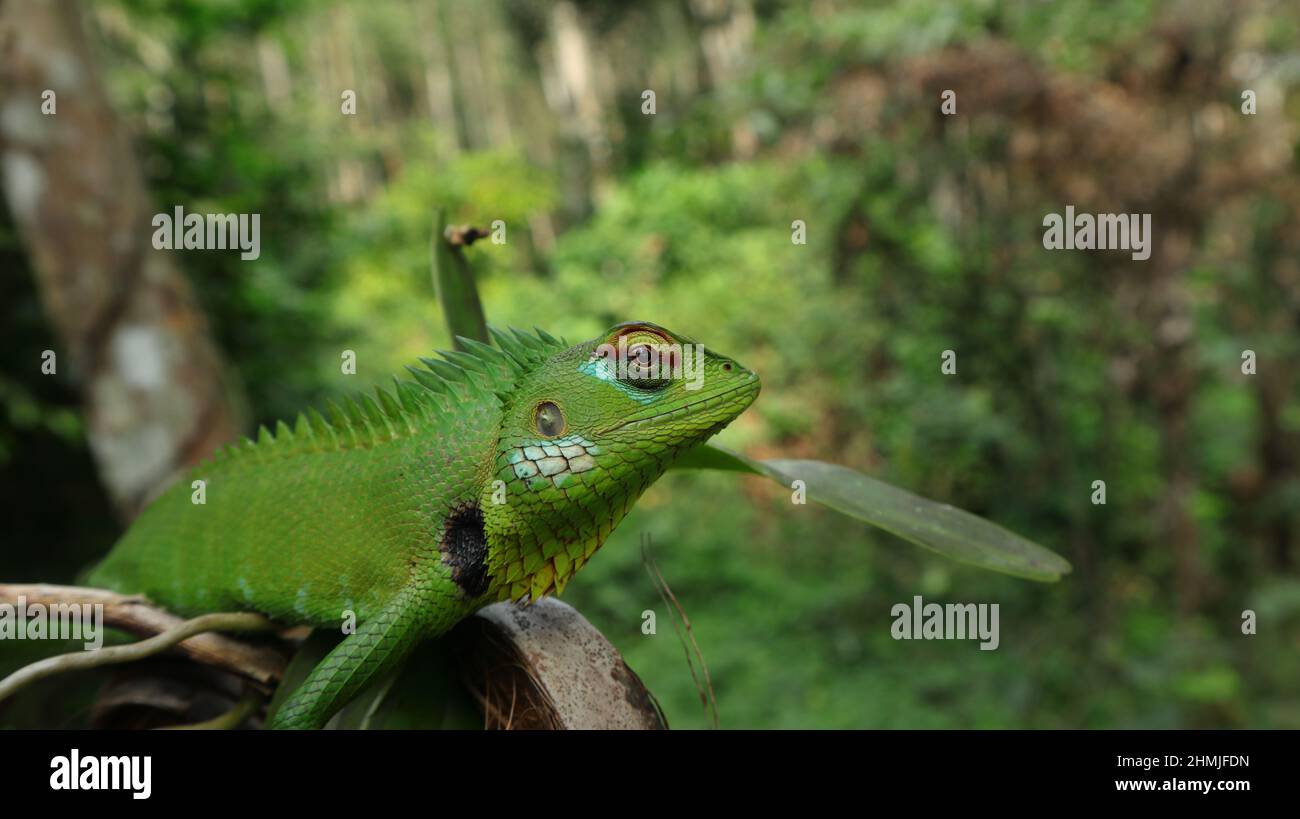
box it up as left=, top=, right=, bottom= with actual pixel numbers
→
left=440, top=504, right=488, bottom=597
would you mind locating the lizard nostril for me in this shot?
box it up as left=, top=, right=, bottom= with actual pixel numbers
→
left=722, top=363, right=733, bottom=371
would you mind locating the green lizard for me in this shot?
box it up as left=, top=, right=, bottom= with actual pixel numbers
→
left=87, top=321, right=759, bottom=729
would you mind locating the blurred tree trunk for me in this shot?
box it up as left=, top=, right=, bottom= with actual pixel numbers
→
left=0, top=0, right=244, bottom=521
left=1256, top=373, right=1296, bottom=569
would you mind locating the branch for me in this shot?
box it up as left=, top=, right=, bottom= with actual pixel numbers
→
left=159, top=690, right=262, bottom=730
left=0, top=584, right=286, bottom=700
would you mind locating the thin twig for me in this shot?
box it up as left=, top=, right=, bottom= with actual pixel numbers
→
left=641, top=535, right=719, bottom=728
left=158, top=690, right=262, bottom=730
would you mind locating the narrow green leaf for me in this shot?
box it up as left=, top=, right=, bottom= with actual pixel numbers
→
left=430, top=209, right=489, bottom=349
left=674, top=442, right=761, bottom=473
left=265, top=631, right=479, bottom=730
left=674, top=444, right=1071, bottom=582
left=264, top=630, right=337, bottom=726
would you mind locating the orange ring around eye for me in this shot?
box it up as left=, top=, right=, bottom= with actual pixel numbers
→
left=613, top=324, right=670, bottom=345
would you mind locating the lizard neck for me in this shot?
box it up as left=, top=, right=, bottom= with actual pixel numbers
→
left=480, top=433, right=676, bottom=602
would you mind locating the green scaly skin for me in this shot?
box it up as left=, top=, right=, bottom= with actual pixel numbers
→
left=86, top=322, right=760, bottom=729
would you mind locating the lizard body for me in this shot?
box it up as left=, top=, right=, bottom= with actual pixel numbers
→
left=87, top=322, right=759, bottom=728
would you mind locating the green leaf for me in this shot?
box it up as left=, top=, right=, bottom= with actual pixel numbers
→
left=333, top=640, right=481, bottom=730
left=264, top=629, right=337, bottom=725
left=673, top=442, right=759, bottom=473
left=265, top=630, right=480, bottom=729
left=674, top=444, right=1072, bottom=582
left=430, top=209, right=490, bottom=349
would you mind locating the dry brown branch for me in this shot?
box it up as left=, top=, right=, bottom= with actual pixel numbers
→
left=0, top=584, right=287, bottom=693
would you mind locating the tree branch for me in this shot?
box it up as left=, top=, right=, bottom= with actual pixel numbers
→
left=0, top=584, right=287, bottom=698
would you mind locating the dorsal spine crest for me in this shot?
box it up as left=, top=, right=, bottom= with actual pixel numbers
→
left=195, top=327, right=566, bottom=468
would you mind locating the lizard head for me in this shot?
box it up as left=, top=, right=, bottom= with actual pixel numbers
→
left=481, top=321, right=760, bottom=601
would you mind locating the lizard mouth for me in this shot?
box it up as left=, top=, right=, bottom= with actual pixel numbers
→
left=600, top=374, right=760, bottom=433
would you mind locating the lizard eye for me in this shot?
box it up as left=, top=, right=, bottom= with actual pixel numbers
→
left=626, top=344, right=657, bottom=378
left=622, top=342, right=676, bottom=391
left=535, top=401, right=566, bottom=437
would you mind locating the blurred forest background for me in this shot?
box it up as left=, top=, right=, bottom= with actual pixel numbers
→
left=2, top=0, right=1299, bottom=728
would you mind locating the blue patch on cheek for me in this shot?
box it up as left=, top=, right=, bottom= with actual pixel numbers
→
left=578, top=358, right=615, bottom=384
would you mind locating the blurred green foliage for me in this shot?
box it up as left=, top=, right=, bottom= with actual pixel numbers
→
left=2, top=0, right=1298, bottom=728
